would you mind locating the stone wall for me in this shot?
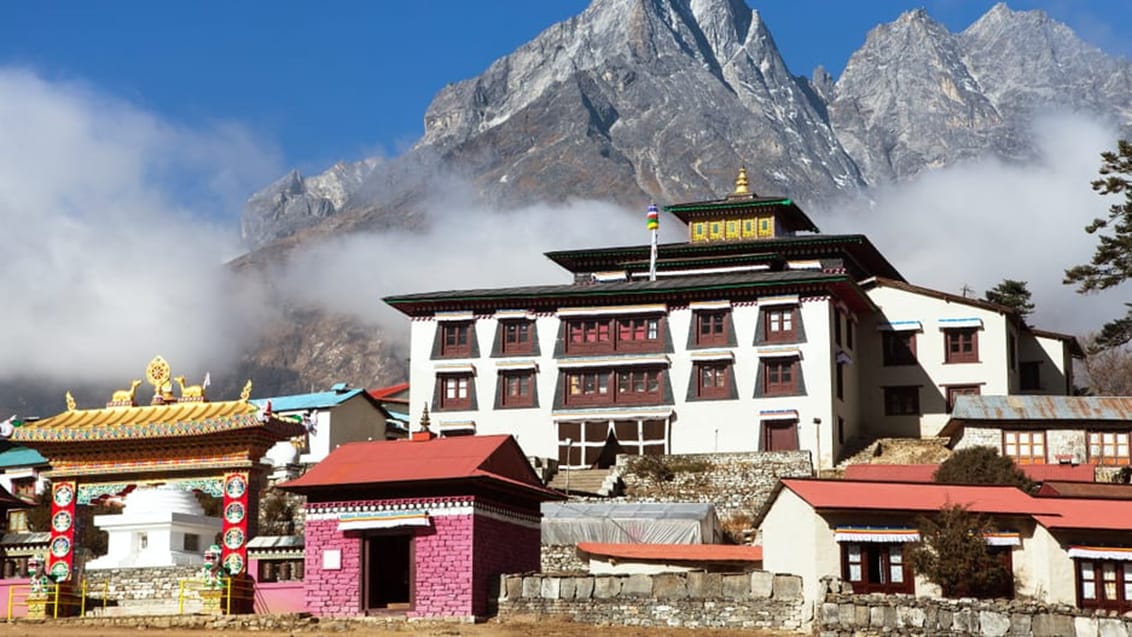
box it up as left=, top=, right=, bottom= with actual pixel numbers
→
left=540, top=545, right=587, bottom=574
left=817, top=593, right=1132, bottom=637
left=616, top=451, right=813, bottom=520
left=498, top=570, right=807, bottom=631
left=84, top=565, right=201, bottom=601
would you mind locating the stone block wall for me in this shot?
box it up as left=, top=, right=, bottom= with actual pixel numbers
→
left=84, top=565, right=201, bottom=601
left=818, top=593, right=1132, bottom=637
left=616, top=451, right=813, bottom=521
left=499, top=570, right=806, bottom=631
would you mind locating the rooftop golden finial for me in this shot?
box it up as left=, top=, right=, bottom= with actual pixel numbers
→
left=733, top=165, right=750, bottom=196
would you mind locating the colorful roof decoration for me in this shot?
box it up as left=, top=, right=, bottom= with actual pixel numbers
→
left=281, top=434, right=563, bottom=500
left=576, top=542, right=762, bottom=563
left=9, top=399, right=292, bottom=443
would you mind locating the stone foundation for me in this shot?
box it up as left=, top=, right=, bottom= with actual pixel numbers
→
left=498, top=570, right=806, bottom=631
left=818, top=593, right=1132, bottom=637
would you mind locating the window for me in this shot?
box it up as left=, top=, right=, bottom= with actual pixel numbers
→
left=11, top=477, right=35, bottom=501
left=557, top=419, right=667, bottom=468
left=440, top=322, right=473, bottom=358
left=694, top=362, right=731, bottom=400
left=183, top=533, right=200, bottom=552
left=563, top=368, right=664, bottom=406
left=564, top=316, right=663, bottom=354
left=500, top=320, right=534, bottom=355
left=842, top=543, right=914, bottom=595
left=838, top=416, right=845, bottom=444
left=499, top=370, right=536, bottom=408
left=763, top=307, right=797, bottom=343
left=847, top=319, right=854, bottom=350
left=944, top=328, right=979, bottom=363
left=835, top=362, right=844, bottom=401
left=1088, top=431, right=1131, bottom=466
left=946, top=385, right=981, bottom=412
left=834, top=312, right=843, bottom=347
left=1020, top=362, right=1041, bottom=391
left=695, top=311, right=729, bottom=347
left=884, top=386, right=920, bottom=416
left=1008, top=333, right=1017, bottom=371
left=762, top=358, right=799, bottom=396
left=882, top=331, right=917, bottom=366
left=438, top=374, right=474, bottom=410
left=1077, top=559, right=1132, bottom=613
left=1003, top=431, right=1046, bottom=465
left=6, top=510, right=27, bottom=533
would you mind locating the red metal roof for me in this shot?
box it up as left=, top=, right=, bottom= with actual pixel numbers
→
left=577, top=542, right=762, bottom=563
left=281, top=434, right=561, bottom=499
left=368, top=383, right=410, bottom=400
left=1033, top=498, right=1132, bottom=530
left=1021, top=463, right=1096, bottom=483
left=842, top=464, right=937, bottom=482
left=781, top=478, right=1058, bottom=515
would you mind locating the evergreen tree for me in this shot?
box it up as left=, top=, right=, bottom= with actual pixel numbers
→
left=933, top=446, right=1035, bottom=492
left=1065, top=139, right=1132, bottom=350
left=908, top=504, right=1012, bottom=598
left=984, top=279, right=1035, bottom=321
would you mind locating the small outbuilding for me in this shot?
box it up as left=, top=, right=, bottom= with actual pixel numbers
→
left=281, top=433, right=562, bottom=619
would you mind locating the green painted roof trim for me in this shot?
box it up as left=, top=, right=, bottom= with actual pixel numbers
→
left=664, top=199, right=792, bottom=213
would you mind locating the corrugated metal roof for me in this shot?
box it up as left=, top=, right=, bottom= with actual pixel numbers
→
left=951, top=395, right=1132, bottom=422
left=0, top=445, right=48, bottom=468
left=577, top=542, right=761, bottom=563
left=251, top=388, right=367, bottom=412
left=247, top=535, right=304, bottom=549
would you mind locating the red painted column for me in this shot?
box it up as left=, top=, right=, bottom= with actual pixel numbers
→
left=221, top=472, right=250, bottom=576
left=46, top=480, right=77, bottom=582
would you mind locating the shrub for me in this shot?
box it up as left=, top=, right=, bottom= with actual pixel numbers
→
left=933, top=446, right=1035, bottom=491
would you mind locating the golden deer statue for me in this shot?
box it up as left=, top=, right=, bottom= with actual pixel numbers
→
left=111, top=380, right=142, bottom=405
left=174, top=375, right=208, bottom=401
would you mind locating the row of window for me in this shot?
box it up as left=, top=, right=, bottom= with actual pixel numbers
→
left=882, top=329, right=979, bottom=365
left=435, top=307, right=810, bottom=358
left=842, top=542, right=1132, bottom=614
left=881, top=384, right=982, bottom=416
left=1002, top=430, right=1131, bottom=466
left=434, top=359, right=806, bottom=411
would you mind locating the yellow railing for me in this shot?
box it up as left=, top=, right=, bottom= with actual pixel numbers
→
left=177, top=577, right=253, bottom=615
left=5, top=579, right=105, bottom=620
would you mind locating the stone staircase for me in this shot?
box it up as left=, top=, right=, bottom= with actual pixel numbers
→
left=547, top=468, right=621, bottom=496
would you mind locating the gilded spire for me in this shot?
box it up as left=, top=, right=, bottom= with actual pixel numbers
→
left=733, top=165, right=750, bottom=196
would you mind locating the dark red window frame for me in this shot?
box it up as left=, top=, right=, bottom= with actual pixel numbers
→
left=501, top=320, right=534, bottom=355
left=499, top=370, right=535, bottom=408
left=563, top=367, right=664, bottom=406
left=1077, top=559, right=1132, bottom=614
left=882, top=331, right=917, bottom=366
left=440, top=322, right=473, bottom=358
left=695, top=362, right=731, bottom=399
left=564, top=316, right=663, bottom=355
left=884, top=386, right=920, bottom=416
left=945, top=384, right=981, bottom=412
left=944, top=328, right=979, bottom=364
left=842, top=543, right=914, bottom=595
left=438, top=374, right=473, bottom=410
left=695, top=311, right=729, bottom=347
left=762, top=358, right=798, bottom=396
left=763, top=307, right=797, bottom=343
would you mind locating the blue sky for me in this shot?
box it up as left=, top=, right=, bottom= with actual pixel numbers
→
left=2, top=1, right=1128, bottom=176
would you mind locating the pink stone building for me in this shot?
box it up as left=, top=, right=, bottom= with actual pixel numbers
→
left=281, top=433, right=562, bottom=619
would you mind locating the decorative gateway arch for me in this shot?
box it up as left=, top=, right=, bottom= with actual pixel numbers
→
left=8, top=356, right=305, bottom=593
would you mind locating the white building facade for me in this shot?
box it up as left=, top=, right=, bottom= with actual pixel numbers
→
left=387, top=172, right=1078, bottom=469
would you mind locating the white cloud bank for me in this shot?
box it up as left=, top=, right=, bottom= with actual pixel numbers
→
left=0, top=68, right=281, bottom=384
left=820, top=112, right=1129, bottom=338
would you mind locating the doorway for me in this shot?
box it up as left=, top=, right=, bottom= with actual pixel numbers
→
left=761, top=420, right=799, bottom=451
left=363, top=534, right=413, bottom=612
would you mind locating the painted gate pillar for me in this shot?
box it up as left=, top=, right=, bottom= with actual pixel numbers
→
left=221, top=472, right=251, bottom=577
left=47, top=480, right=78, bottom=582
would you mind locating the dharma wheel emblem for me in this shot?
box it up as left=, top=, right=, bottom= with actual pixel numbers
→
left=50, top=537, right=71, bottom=558
left=223, top=553, right=244, bottom=575
left=52, top=510, right=73, bottom=533
left=224, top=527, right=245, bottom=550
left=53, top=484, right=74, bottom=507
left=224, top=502, right=245, bottom=524
left=224, top=474, right=247, bottom=498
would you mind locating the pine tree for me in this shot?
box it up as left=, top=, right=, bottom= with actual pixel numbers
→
left=984, top=279, right=1035, bottom=321
left=908, top=504, right=1012, bottom=598
left=1065, top=139, right=1132, bottom=350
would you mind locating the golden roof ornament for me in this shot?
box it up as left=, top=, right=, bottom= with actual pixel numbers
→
left=732, top=165, right=750, bottom=197
left=145, top=355, right=173, bottom=405
left=240, top=380, right=253, bottom=401
left=65, top=391, right=76, bottom=411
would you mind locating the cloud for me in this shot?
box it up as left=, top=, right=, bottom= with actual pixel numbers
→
left=819, top=112, right=1128, bottom=338
left=0, top=68, right=282, bottom=385
left=276, top=195, right=679, bottom=337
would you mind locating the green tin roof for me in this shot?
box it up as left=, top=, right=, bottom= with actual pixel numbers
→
left=0, top=444, right=47, bottom=468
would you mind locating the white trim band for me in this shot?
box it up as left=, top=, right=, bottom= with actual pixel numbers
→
left=758, top=295, right=799, bottom=307
left=688, top=300, right=732, bottom=311
left=558, top=304, right=666, bottom=317
left=757, top=347, right=802, bottom=359
left=759, top=409, right=799, bottom=421
left=557, top=355, right=669, bottom=368
left=495, top=360, right=538, bottom=371
left=1068, top=547, right=1132, bottom=561
left=690, top=349, right=735, bottom=362
left=435, top=311, right=474, bottom=322
left=835, top=528, right=921, bottom=543
left=494, top=309, right=533, bottom=320
left=435, top=363, right=476, bottom=374
left=553, top=408, right=673, bottom=421
left=938, top=317, right=984, bottom=329
left=337, top=511, right=431, bottom=532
